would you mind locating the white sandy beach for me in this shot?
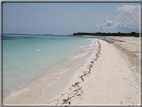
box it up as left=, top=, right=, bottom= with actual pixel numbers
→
left=3, top=37, right=140, bottom=106
left=48, top=37, right=140, bottom=105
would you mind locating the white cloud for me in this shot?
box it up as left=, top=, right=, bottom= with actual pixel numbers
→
left=116, top=5, right=138, bottom=13
left=105, top=19, right=113, bottom=26
left=95, top=23, right=104, bottom=29
left=95, top=4, right=140, bottom=32
left=115, top=5, right=139, bottom=25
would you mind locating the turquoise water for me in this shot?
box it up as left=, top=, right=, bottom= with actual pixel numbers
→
left=3, top=34, right=112, bottom=100
left=3, top=34, right=98, bottom=99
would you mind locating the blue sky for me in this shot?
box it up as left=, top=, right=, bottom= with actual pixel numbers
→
left=3, top=2, right=140, bottom=35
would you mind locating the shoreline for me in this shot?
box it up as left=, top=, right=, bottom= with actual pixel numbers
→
left=3, top=38, right=96, bottom=105
left=48, top=37, right=140, bottom=105
left=45, top=39, right=101, bottom=105
left=3, top=37, right=140, bottom=105
left=33, top=39, right=97, bottom=104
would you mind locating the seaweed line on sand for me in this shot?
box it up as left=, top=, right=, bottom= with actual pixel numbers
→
left=48, top=40, right=101, bottom=105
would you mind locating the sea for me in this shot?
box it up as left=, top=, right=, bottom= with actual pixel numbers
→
left=2, top=34, right=108, bottom=102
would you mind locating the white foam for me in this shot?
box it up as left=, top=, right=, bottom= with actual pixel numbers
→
left=36, top=49, right=41, bottom=51
left=80, top=46, right=86, bottom=48
left=70, top=52, right=88, bottom=59
left=4, top=88, right=29, bottom=100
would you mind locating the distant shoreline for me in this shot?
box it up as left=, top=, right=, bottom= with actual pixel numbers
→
left=2, top=32, right=140, bottom=37
left=73, top=32, right=139, bottom=37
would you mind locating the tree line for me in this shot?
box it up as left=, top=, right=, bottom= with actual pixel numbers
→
left=73, top=32, right=139, bottom=37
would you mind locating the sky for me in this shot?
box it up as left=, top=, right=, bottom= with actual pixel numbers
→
left=2, top=2, right=141, bottom=35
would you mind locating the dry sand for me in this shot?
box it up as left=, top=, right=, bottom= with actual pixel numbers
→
left=102, top=37, right=140, bottom=72
left=48, top=37, right=140, bottom=106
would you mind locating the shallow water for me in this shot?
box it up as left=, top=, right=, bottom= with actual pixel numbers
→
left=3, top=34, right=111, bottom=103
left=3, top=34, right=96, bottom=99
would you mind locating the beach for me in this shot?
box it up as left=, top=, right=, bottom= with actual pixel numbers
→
left=3, top=36, right=140, bottom=106
left=3, top=2, right=140, bottom=106
left=48, top=37, right=140, bottom=105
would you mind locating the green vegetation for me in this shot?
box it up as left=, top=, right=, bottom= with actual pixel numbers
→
left=73, top=32, right=139, bottom=37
